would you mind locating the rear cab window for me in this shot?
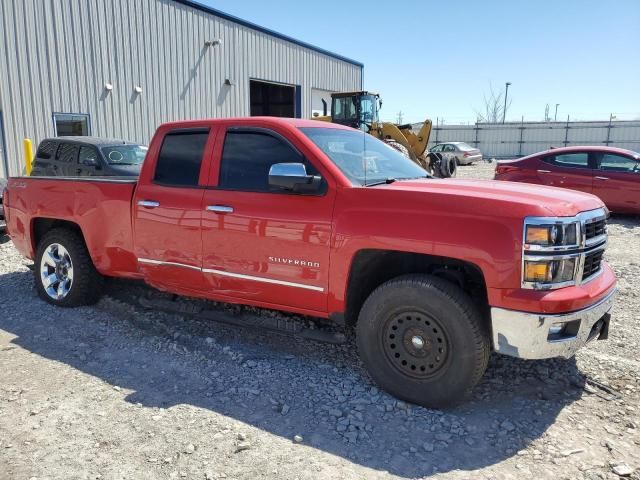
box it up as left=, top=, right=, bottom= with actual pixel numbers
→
left=153, top=129, right=209, bottom=187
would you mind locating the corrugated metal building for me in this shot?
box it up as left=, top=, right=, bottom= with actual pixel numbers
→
left=0, top=0, right=363, bottom=177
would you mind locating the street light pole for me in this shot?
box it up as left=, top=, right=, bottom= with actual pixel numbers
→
left=554, top=103, right=560, bottom=121
left=503, top=82, right=511, bottom=124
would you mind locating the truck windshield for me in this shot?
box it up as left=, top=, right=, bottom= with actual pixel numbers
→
left=300, top=127, right=428, bottom=186
left=100, top=144, right=148, bottom=165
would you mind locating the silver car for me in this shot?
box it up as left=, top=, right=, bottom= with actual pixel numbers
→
left=429, top=142, right=483, bottom=165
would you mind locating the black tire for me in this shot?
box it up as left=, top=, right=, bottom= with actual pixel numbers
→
left=440, top=156, right=457, bottom=177
left=356, top=274, right=490, bottom=408
left=34, top=228, right=104, bottom=307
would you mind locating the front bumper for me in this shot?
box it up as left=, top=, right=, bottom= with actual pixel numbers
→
left=491, top=289, right=615, bottom=359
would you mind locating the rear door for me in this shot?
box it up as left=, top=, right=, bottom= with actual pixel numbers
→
left=592, top=152, right=640, bottom=213
left=133, top=127, right=216, bottom=291
left=200, top=125, right=335, bottom=313
left=538, top=151, right=593, bottom=194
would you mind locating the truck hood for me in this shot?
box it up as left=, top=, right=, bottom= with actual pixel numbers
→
left=381, top=178, right=604, bottom=217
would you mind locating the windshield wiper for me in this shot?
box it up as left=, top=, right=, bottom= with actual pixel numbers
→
left=364, top=178, right=396, bottom=187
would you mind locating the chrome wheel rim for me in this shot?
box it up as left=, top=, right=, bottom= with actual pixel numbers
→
left=40, top=243, right=74, bottom=300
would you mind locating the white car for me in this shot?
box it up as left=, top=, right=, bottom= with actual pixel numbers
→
left=430, top=142, right=483, bottom=165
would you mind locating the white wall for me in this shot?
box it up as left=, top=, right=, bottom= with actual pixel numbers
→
left=311, top=88, right=335, bottom=117
left=422, top=121, right=640, bottom=158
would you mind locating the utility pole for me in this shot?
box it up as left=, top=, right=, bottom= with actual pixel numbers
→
left=544, top=104, right=550, bottom=122
left=502, top=82, right=511, bottom=123
left=606, top=113, right=616, bottom=146
left=554, top=103, right=560, bottom=121
left=396, top=111, right=404, bottom=125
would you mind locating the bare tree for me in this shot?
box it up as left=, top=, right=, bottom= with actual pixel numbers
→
left=475, top=83, right=512, bottom=123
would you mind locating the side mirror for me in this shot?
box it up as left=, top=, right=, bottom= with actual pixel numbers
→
left=268, top=163, right=322, bottom=194
left=82, top=157, right=98, bottom=167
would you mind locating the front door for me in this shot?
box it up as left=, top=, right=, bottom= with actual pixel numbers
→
left=133, top=127, right=214, bottom=291
left=592, top=152, right=640, bottom=213
left=201, top=126, right=335, bottom=313
left=538, top=151, right=593, bottom=194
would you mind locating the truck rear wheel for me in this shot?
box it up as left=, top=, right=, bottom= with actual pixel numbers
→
left=356, top=274, right=489, bottom=408
left=35, top=228, right=103, bottom=307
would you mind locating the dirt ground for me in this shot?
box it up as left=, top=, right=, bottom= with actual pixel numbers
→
left=1, top=162, right=639, bottom=480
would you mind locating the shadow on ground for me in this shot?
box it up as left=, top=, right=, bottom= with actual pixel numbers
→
left=0, top=269, right=587, bottom=477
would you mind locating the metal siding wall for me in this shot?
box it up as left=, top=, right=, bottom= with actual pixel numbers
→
left=0, top=0, right=362, bottom=177
left=426, top=121, right=640, bottom=158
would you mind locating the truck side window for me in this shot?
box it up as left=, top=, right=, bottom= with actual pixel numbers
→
left=56, top=143, right=80, bottom=163
left=36, top=140, right=57, bottom=159
left=154, top=130, right=209, bottom=187
left=78, top=146, right=99, bottom=165
left=219, top=131, right=318, bottom=192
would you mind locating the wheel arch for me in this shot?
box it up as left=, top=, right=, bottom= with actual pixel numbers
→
left=342, top=249, right=489, bottom=329
left=31, top=218, right=85, bottom=253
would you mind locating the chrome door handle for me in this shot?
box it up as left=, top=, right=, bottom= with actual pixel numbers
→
left=595, top=176, right=609, bottom=180
left=206, top=205, right=234, bottom=214
left=537, top=169, right=551, bottom=173
left=138, top=200, right=160, bottom=208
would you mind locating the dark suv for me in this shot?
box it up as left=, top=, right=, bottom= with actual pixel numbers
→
left=31, top=137, right=147, bottom=177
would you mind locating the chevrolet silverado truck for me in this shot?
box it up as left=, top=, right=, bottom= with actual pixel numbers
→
left=4, top=118, right=616, bottom=408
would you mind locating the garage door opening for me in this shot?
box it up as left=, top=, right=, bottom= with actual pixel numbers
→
left=250, top=80, right=298, bottom=118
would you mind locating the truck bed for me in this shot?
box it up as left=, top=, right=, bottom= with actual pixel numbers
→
left=6, top=176, right=140, bottom=277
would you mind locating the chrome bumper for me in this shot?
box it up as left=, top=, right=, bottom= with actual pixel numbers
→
left=491, top=290, right=615, bottom=359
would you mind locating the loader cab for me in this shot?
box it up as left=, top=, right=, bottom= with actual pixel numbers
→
left=330, top=91, right=380, bottom=131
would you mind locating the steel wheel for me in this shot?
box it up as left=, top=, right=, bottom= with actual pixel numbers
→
left=382, top=311, right=451, bottom=380
left=40, top=243, right=74, bottom=300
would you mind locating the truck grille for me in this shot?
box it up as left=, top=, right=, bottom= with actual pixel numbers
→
left=582, top=249, right=604, bottom=281
left=585, top=218, right=606, bottom=241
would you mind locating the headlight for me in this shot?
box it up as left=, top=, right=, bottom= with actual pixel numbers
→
left=523, top=258, right=577, bottom=285
left=524, top=223, right=579, bottom=248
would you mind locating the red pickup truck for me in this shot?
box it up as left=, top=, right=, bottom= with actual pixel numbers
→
left=4, top=117, right=616, bottom=407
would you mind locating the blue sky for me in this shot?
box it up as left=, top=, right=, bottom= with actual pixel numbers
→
left=203, top=0, right=640, bottom=124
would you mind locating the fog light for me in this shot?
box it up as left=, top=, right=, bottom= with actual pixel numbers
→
left=548, top=325, right=563, bottom=335
left=547, top=320, right=581, bottom=341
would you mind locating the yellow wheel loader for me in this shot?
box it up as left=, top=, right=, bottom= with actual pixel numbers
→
left=313, top=91, right=456, bottom=177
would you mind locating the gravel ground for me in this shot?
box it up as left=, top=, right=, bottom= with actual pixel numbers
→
left=1, top=163, right=639, bottom=480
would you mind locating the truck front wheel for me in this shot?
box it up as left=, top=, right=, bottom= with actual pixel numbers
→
left=35, top=228, right=103, bottom=307
left=356, top=274, right=490, bottom=408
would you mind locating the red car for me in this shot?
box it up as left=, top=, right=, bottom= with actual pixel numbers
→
left=494, top=146, right=640, bottom=214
